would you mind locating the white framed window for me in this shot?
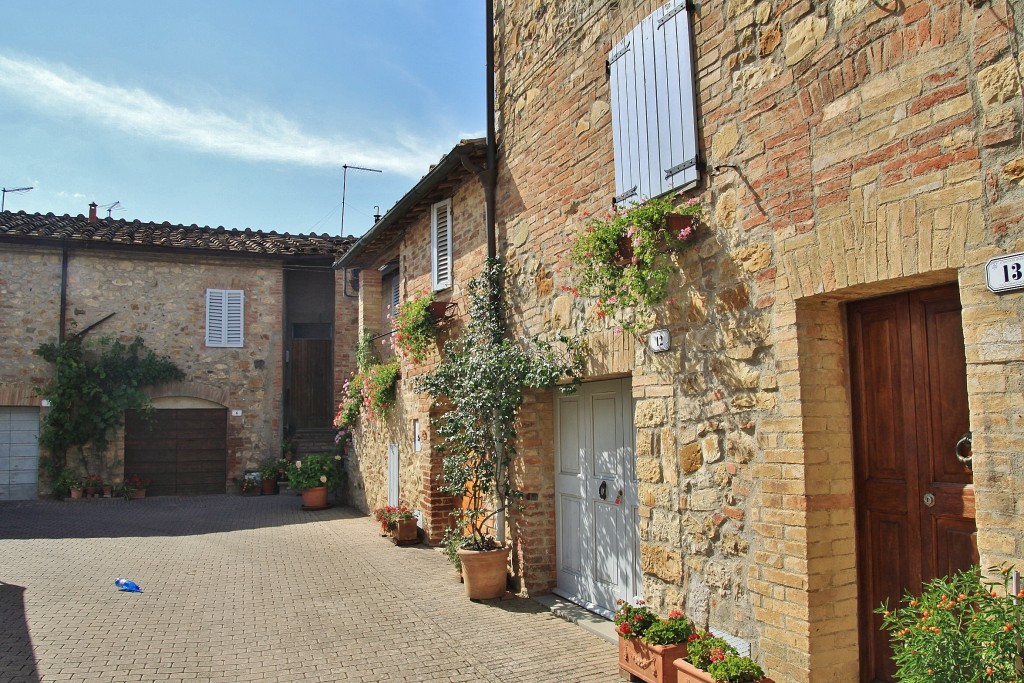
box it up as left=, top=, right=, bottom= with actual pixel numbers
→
left=608, top=0, right=700, bottom=206
left=205, top=288, right=244, bottom=347
left=431, top=198, right=453, bottom=291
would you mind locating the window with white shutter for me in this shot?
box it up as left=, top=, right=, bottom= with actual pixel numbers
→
left=608, top=0, right=700, bottom=207
left=205, top=289, right=244, bottom=347
left=431, top=198, right=453, bottom=291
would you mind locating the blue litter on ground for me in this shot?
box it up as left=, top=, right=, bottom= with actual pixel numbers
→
left=114, top=577, right=142, bottom=593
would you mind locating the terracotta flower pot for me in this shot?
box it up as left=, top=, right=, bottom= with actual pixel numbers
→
left=102, top=485, right=113, bottom=498
left=392, top=518, right=419, bottom=545
left=130, top=488, right=146, bottom=499
left=427, top=300, right=456, bottom=322
left=456, top=545, right=509, bottom=600
left=69, top=488, right=83, bottom=500
left=261, top=479, right=278, bottom=495
left=619, top=638, right=688, bottom=683
left=300, top=486, right=328, bottom=509
left=672, top=658, right=773, bottom=683
left=85, top=486, right=98, bottom=498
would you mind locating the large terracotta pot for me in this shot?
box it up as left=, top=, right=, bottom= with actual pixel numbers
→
left=130, top=488, right=146, bottom=499
left=300, top=486, right=328, bottom=509
left=456, top=545, right=509, bottom=600
left=69, top=488, right=83, bottom=500
left=619, top=638, right=687, bottom=683
left=393, top=518, right=419, bottom=545
left=261, top=479, right=278, bottom=495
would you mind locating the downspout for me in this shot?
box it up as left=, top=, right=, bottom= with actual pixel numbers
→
left=59, top=246, right=69, bottom=342
left=485, top=0, right=506, bottom=547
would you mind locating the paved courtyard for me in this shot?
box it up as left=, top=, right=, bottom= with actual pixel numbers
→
left=0, top=494, right=618, bottom=683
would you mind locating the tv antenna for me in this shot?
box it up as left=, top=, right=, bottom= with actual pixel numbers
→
left=99, top=201, right=123, bottom=218
left=2, top=186, right=34, bottom=211
left=340, top=164, right=382, bottom=237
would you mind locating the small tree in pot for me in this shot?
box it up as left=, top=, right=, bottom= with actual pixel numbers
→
left=418, top=258, right=584, bottom=599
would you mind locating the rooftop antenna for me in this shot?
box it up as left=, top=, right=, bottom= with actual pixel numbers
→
left=340, top=164, right=382, bottom=237
left=100, top=201, right=123, bottom=218
left=1, top=186, right=33, bottom=211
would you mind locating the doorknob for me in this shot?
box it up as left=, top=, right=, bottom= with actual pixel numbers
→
left=955, top=431, right=973, bottom=467
left=923, top=492, right=936, bottom=508
left=598, top=481, right=607, bottom=500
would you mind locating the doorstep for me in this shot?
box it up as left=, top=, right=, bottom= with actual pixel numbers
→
left=532, top=594, right=617, bottom=644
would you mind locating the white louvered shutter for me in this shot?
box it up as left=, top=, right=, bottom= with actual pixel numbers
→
left=206, top=288, right=244, bottom=347
left=609, top=0, right=700, bottom=207
left=391, top=276, right=401, bottom=310
left=431, top=199, right=452, bottom=291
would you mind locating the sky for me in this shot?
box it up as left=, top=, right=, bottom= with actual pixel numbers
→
left=0, top=1, right=486, bottom=237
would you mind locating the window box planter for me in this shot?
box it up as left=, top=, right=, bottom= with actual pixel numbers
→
left=392, top=517, right=419, bottom=545
left=619, top=638, right=688, bottom=683
left=672, top=658, right=773, bottom=683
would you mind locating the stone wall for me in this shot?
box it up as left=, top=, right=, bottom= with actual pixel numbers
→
left=0, top=243, right=287, bottom=489
left=495, top=0, right=1024, bottom=680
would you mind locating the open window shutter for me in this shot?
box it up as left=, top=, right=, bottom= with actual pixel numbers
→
left=206, top=289, right=225, bottom=346
left=609, top=0, right=699, bottom=206
left=391, top=276, right=400, bottom=310
left=431, top=199, right=452, bottom=290
left=225, top=290, right=244, bottom=347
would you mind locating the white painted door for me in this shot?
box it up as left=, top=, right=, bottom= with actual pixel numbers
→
left=0, top=407, right=40, bottom=501
left=387, top=442, right=400, bottom=506
left=554, top=378, right=639, bottom=617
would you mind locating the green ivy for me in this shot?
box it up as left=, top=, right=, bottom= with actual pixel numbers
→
left=392, top=290, right=438, bottom=363
left=34, top=333, right=184, bottom=483
left=417, top=258, right=585, bottom=550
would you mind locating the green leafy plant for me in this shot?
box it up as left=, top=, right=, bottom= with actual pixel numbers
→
left=373, top=505, right=415, bottom=531
left=333, top=333, right=401, bottom=434
left=878, top=565, right=1024, bottom=682
left=707, top=655, right=766, bottom=683
left=239, top=478, right=260, bottom=494
left=52, top=467, right=80, bottom=498
left=286, top=453, right=343, bottom=491
left=613, top=599, right=659, bottom=640
left=391, top=290, right=438, bottom=363
left=417, top=258, right=585, bottom=550
left=441, top=527, right=470, bottom=572
left=686, top=632, right=739, bottom=670
left=566, top=195, right=702, bottom=332
left=643, top=610, right=694, bottom=646
left=258, top=458, right=286, bottom=482
left=35, top=333, right=184, bottom=484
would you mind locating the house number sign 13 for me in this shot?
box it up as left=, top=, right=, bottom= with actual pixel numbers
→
left=986, top=252, right=1024, bottom=293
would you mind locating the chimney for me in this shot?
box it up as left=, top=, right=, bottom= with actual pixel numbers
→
left=88, top=202, right=98, bottom=223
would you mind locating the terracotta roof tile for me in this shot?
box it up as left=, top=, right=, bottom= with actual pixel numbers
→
left=0, top=211, right=354, bottom=257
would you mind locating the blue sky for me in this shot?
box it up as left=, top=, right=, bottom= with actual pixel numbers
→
left=0, top=1, right=485, bottom=236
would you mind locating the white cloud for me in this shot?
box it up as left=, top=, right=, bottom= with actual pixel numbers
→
left=0, top=54, right=442, bottom=177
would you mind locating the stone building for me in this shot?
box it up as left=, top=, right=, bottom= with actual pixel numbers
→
left=334, top=138, right=488, bottom=538
left=484, top=0, right=1024, bottom=681
left=0, top=206, right=355, bottom=499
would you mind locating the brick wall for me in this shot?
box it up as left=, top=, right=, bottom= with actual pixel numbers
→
left=496, top=0, right=1024, bottom=680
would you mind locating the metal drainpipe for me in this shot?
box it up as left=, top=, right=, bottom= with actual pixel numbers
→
left=59, top=246, right=69, bottom=342
left=485, top=0, right=497, bottom=262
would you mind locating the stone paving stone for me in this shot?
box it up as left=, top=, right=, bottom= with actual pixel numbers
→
left=0, top=495, right=619, bottom=682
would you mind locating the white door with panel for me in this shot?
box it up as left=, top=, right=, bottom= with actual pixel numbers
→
left=0, top=407, right=40, bottom=501
left=554, top=378, right=639, bottom=617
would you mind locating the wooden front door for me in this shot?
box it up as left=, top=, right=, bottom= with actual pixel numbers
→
left=554, top=378, right=640, bottom=617
left=848, top=284, right=977, bottom=683
left=290, top=339, right=333, bottom=429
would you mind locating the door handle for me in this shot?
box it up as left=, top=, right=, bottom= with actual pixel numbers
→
left=599, top=481, right=607, bottom=500
left=955, top=431, right=973, bottom=467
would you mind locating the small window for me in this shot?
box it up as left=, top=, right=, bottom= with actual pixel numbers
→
left=206, top=289, right=244, bottom=347
left=431, top=198, right=453, bottom=291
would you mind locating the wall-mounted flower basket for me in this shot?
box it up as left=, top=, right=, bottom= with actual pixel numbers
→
left=428, top=300, right=457, bottom=323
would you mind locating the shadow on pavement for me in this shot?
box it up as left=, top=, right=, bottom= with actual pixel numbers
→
left=0, top=582, right=40, bottom=683
left=0, top=495, right=363, bottom=541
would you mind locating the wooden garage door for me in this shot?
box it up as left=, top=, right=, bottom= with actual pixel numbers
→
left=125, top=409, right=227, bottom=496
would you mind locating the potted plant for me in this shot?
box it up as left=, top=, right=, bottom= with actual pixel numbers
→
left=616, top=600, right=693, bottom=683
left=441, top=527, right=469, bottom=581
left=102, top=481, right=113, bottom=498
left=124, top=474, right=150, bottom=499
left=286, top=453, right=342, bottom=509
left=239, top=478, right=260, bottom=496
left=877, top=564, right=1024, bottom=681
left=566, top=195, right=702, bottom=332
left=673, top=632, right=770, bottom=683
left=258, top=459, right=282, bottom=495
left=418, top=259, right=585, bottom=600
left=52, top=467, right=80, bottom=500
left=391, top=291, right=441, bottom=363
left=389, top=506, right=418, bottom=545
left=83, top=473, right=102, bottom=497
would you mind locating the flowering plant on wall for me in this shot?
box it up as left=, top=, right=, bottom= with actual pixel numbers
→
left=391, top=290, right=438, bottom=363
left=566, top=195, right=701, bottom=332
left=877, top=565, right=1024, bottom=681
left=334, top=333, right=401, bottom=438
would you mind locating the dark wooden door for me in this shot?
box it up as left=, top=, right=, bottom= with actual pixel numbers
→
left=848, top=284, right=977, bottom=683
left=290, top=339, right=333, bottom=428
left=125, top=409, right=227, bottom=495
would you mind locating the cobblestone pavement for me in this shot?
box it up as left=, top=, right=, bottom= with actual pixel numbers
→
left=0, top=495, right=618, bottom=683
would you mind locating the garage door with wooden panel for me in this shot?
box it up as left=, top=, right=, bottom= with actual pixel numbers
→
left=125, top=409, right=227, bottom=496
left=0, top=408, right=40, bottom=501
